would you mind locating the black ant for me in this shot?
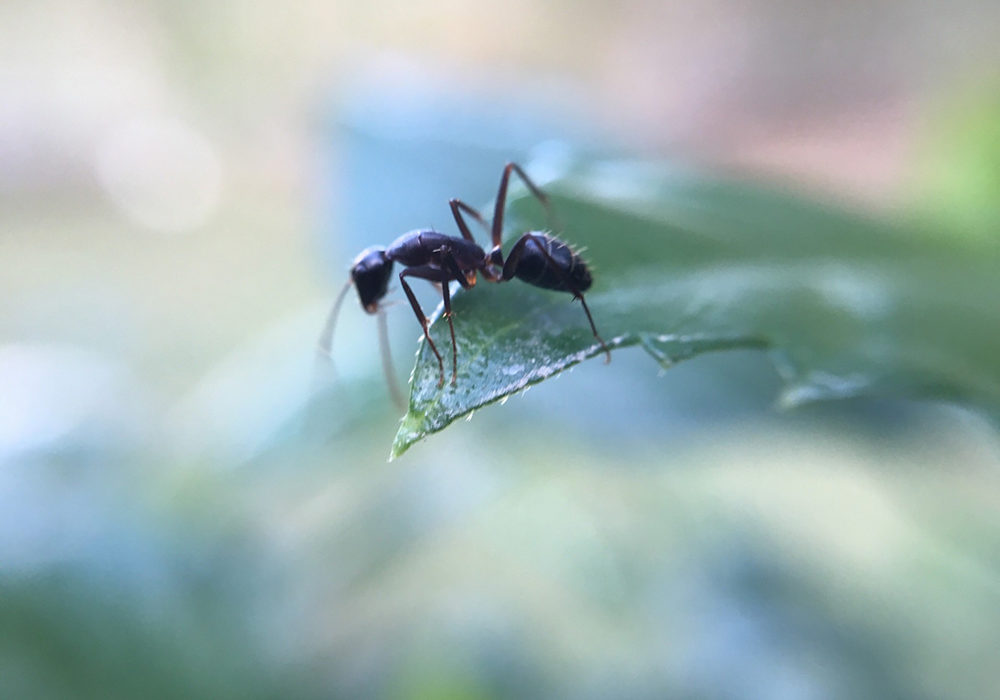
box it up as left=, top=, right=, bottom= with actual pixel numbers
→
left=318, top=163, right=609, bottom=399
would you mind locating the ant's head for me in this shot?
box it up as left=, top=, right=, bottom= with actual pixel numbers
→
left=350, top=246, right=393, bottom=313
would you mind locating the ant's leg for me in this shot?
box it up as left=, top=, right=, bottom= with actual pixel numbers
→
left=435, top=246, right=475, bottom=383
left=450, top=201, right=501, bottom=280
left=449, top=199, right=490, bottom=243
left=491, top=162, right=554, bottom=252
left=569, top=292, right=609, bottom=363
left=498, top=233, right=531, bottom=282
left=440, top=275, right=459, bottom=384
left=437, top=245, right=476, bottom=290
left=399, top=268, right=446, bottom=386
left=400, top=265, right=462, bottom=387
left=503, top=234, right=611, bottom=363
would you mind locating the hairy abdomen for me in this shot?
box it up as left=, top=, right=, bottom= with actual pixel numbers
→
left=514, top=233, right=592, bottom=292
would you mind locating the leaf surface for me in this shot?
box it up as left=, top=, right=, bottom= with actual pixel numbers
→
left=392, top=160, right=1000, bottom=457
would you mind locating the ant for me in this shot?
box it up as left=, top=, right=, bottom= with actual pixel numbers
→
left=318, top=162, right=609, bottom=398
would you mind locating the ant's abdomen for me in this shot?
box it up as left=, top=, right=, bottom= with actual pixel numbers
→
left=514, top=233, right=592, bottom=293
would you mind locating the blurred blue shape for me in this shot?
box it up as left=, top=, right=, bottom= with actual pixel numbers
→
left=320, top=60, right=607, bottom=262
left=0, top=343, right=141, bottom=462
left=164, top=303, right=400, bottom=468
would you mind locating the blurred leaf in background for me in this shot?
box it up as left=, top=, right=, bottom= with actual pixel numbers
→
left=910, top=79, right=1000, bottom=242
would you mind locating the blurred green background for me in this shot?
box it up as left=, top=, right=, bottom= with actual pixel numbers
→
left=3, top=1, right=1000, bottom=698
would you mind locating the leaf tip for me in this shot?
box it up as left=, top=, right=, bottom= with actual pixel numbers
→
left=390, top=407, right=425, bottom=459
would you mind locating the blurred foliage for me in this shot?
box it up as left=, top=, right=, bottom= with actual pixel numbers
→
left=6, top=135, right=1000, bottom=700
left=398, top=158, right=1000, bottom=456
left=6, top=417, right=1000, bottom=700
left=4, top=3, right=1000, bottom=697
left=910, top=78, right=1000, bottom=241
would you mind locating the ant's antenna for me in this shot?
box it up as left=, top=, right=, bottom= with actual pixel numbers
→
left=316, top=278, right=407, bottom=411
left=377, top=307, right=407, bottom=410
left=317, top=279, right=354, bottom=371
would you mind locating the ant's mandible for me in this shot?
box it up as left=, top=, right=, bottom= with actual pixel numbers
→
left=318, top=162, right=610, bottom=395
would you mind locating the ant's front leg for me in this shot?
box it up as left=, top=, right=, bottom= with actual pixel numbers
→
left=399, top=264, right=463, bottom=386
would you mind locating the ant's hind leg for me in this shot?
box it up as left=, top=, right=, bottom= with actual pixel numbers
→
left=504, top=234, right=611, bottom=363
left=573, top=293, right=610, bottom=364
left=491, top=163, right=557, bottom=252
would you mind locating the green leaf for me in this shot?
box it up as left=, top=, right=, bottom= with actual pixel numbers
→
left=391, top=159, right=1000, bottom=458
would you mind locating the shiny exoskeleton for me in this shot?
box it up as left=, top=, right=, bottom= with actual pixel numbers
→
left=319, top=163, right=609, bottom=393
